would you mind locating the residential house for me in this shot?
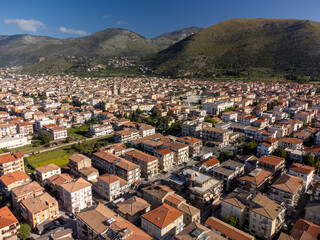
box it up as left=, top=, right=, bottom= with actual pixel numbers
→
left=69, top=154, right=99, bottom=181
left=76, top=203, right=153, bottom=240
left=206, top=217, right=255, bottom=240
left=238, top=168, right=273, bottom=195
left=0, top=206, right=20, bottom=240
left=61, top=177, right=92, bottom=214
left=278, top=137, right=304, bottom=150
left=177, top=136, right=203, bottom=157
left=304, top=200, right=320, bottom=225
left=116, top=196, right=151, bottom=226
left=212, top=160, right=245, bottom=191
left=11, top=181, right=44, bottom=206
left=114, top=129, right=140, bottom=143
left=257, top=155, right=285, bottom=177
left=193, top=157, right=220, bottom=174
left=269, top=173, right=305, bottom=211
left=161, top=141, right=189, bottom=164
left=0, top=171, right=31, bottom=197
left=97, top=173, right=130, bottom=201
left=124, top=149, right=158, bottom=178
left=141, top=203, right=184, bottom=239
left=137, top=123, right=156, bottom=137
left=257, top=138, right=278, bottom=157
left=35, top=164, right=61, bottom=184
left=201, top=127, right=231, bottom=147
left=288, top=163, right=315, bottom=191
left=90, top=123, right=113, bottom=136
left=47, top=173, right=73, bottom=196
left=154, top=148, right=174, bottom=172
left=141, top=184, right=175, bottom=208
left=175, top=222, right=226, bottom=240
left=92, top=151, right=141, bottom=185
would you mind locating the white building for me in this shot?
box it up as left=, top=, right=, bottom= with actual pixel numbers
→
left=0, top=135, right=30, bottom=149
left=288, top=163, right=315, bottom=191
left=61, top=177, right=92, bottom=214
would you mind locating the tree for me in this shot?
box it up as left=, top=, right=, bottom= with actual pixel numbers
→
left=18, top=223, right=31, bottom=240
left=303, top=153, right=315, bottom=166
left=218, top=151, right=233, bottom=162
left=123, top=113, right=128, bottom=119
left=136, top=107, right=143, bottom=115
left=39, top=132, right=53, bottom=145
left=241, top=141, right=257, bottom=155
left=226, top=215, right=239, bottom=227
left=273, top=148, right=287, bottom=159
left=204, top=117, right=217, bottom=125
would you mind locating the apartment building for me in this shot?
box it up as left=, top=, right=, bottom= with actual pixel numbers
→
left=182, top=120, right=211, bottom=139
left=141, top=203, right=184, bottom=239
left=161, top=141, right=189, bottom=164
left=294, top=111, right=313, bottom=124
left=175, top=222, right=225, bottom=240
left=278, top=137, right=304, bottom=150
left=304, top=200, right=320, bottom=225
left=116, top=196, right=151, bottom=225
left=61, top=177, right=92, bottom=214
left=0, top=136, right=30, bottom=149
left=269, top=173, right=305, bottom=210
left=0, top=152, right=24, bottom=176
left=249, top=193, right=285, bottom=239
left=142, top=184, right=175, bottom=208
left=114, top=129, right=140, bottom=143
left=257, top=138, right=278, bottom=157
left=20, top=192, right=60, bottom=229
left=17, top=121, right=34, bottom=135
left=288, top=163, right=315, bottom=191
left=137, top=123, right=156, bottom=137
left=206, top=216, right=255, bottom=240
left=164, top=194, right=201, bottom=226
left=11, top=181, right=44, bottom=205
left=69, top=153, right=99, bottom=181
left=0, top=171, right=31, bottom=197
left=237, top=114, right=258, bottom=125
left=46, top=125, right=67, bottom=140
left=76, top=203, right=153, bottom=240
left=238, top=168, right=273, bottom=195
left=257, top=155, right=285, bottom=176
left=222, top=111, right=238, bottom=122
left=177, top=136, right=203, bottom=157
left=47, top=173, right=73, bottom=196
left=0, top=206, right=20, bottom=240
left=202, top=100, right=234, bottom=114
left=92, top=151, right=141, bottom=185
left=212, top=160, right=245, bottom=191
left=201, top=127, right=231, bottom=147
left=97, top=173, right=130, bottom=201
left=193, top=157, right=220, bottom=174
left=90, top=123, right=113, bottom=136
left=124, top=149, right=158, bottom=177
left=154, top=148, right=174, bottom=172
left=35, top=163, right=61, bottom=183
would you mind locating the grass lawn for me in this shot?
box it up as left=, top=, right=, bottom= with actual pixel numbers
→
left=14, top=144, right=47, bottom=155
left=67, top=127, right=87, bottom=138
left=25, top=147, right=75, bottom=171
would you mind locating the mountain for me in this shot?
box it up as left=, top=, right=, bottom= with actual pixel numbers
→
left=0, top=27, right=201, bottom=66
left=151, top=26, right=203, bottom=51
left=146, top=18, right=320, bottom=79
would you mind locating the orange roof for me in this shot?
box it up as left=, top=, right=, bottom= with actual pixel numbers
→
left=279, top=137, right=303, bottom=144
left=238, top=169, right=272, bottom=186
left=0, top=152, right=22, bottom=164
left=291, top=218, right=320, bottom=240
left=164, top=194, right=185, bottom=206
left=154, top=148, right=173, bottom=155
left=289, top=163, right=315, bottom=175
left=197, top=157, right=220, bottom=167
left=98, top=174, right=120, bottom=184
left=258, top=155, right=285, bottom=166
left=0, top=171, right=30, bottom=186
left=205, top=217, right=254, bottom=240
left=0, top=206, right=18, bottom=229
left=142, top=203, right=183, bottom=229
left=178, top=136, right=202, bottom=144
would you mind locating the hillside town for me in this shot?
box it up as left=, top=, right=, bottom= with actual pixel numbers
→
left=0, top=69, right=319, bottom=240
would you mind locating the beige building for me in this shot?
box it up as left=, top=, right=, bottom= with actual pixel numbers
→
left=142, top=184, right=175, bottom=208
left=11, top=181, right=44, bottom=205
left=141, top=203, right=184, bottom=239
left=61, top=177, right=92, bottom=214
left=114, top=129, right=140, bottom=143
left=269, top=173, right=305, bottom=210
left=116, top=196, right=151, bottom=225
left=0, top=206, right=20, bottom=240
left=177, top=136, right=203, bottom=157
left=161, top=141, right=189, bottom=164
left=154, top=147, right=174, bottom=172
left=238, top=168, right=272, bottom=195
left=249, top=193, right=285, bottom=239
left=124, top=149, right=158, bottom=177
left=201, top=127, right=231, bottom=147
left=206, top=216, right=254, bottom=240
left=97, top=173, right=129, bottom=201
left=35, top=163, right=61, bottom=183
left=0, top=152, right=24, bottom=176
left=76, top=203, right=153, bottom=240
left=20, top=192, right=60, bottom=229
left=69, top=153, right=99, bottom=181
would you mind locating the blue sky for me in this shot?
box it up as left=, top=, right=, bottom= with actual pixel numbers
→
left=1, top=0, right=320, bottom=38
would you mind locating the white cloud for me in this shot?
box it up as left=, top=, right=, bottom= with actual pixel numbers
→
left=117, top=20, right=128, bottom=25
left=102, top=14, right=111, bottom=19
left=4, top=19, right=45, bottom=33
left=59, top=27, right=88, bottom=36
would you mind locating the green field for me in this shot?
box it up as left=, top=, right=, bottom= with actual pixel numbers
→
left=25, top=147, right=75, bottom=172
